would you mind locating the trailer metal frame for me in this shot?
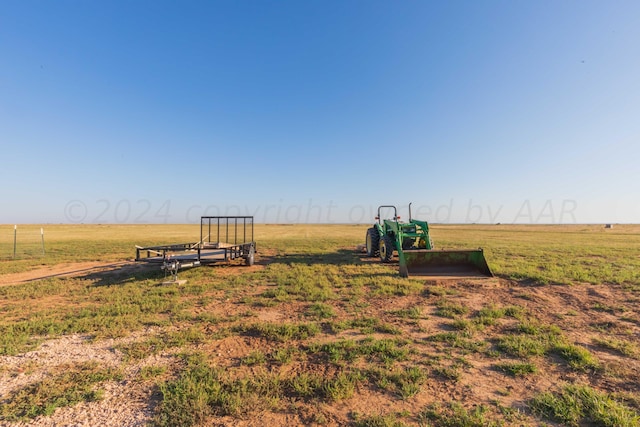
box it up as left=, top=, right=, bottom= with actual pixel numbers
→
left=135, top=216, right=256, bottom=280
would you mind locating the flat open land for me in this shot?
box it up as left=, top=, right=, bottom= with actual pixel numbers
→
left=0, top=224, right=639, bottom=426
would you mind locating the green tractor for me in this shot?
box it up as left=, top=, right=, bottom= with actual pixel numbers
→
left=365, top=204, right=492, bottom=278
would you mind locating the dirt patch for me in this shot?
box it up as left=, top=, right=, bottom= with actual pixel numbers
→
left=0, top=262, right=141, bottom=287
left=202, top=263, right=266, bottom=277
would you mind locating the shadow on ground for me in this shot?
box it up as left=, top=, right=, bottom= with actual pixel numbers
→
left=264, top=249, right=365, bottom=266
left=85, top=263, right=163, bottom=287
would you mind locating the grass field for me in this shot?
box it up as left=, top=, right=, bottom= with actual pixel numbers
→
left=0, top=224, right=639, bottom=426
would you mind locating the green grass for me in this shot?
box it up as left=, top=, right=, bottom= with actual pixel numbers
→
left=287, top=370, right=365, bottom=401
left=306, top=302, right=336, bottom=319
left=388, top=306, right=423, bottom=320
left=433, top=365, right=462, bottom=381
left=495, top=361, right=538, bottom=377
left=452, top=224, right=640, bottom=285
left=474, top=304, right=524, bottom=326
left=0, top=278, right=185, bottom=355
left=155, top=353, right=287, bottom=425
left=156, top=344, right=423, bottom=426
left=427, top=331, right=487, bottom=353
left=553, top=342, right=601, bottom=372
left=139, top=365, right=167, bottom=381
left=435, top=298, right=469, bottom=319
left=241, top=350, right=267, bottom=366
left=256, top=264, right=339, bottom=302
left=387, top=366, right=426, bottom=398
left=451, top=319, right=475, bottom=332
left=530, top=384, right=640, bottom=427
left=495, top=321, right=601, bottom=371
left=155, top=352, right=365, bottom=426
left=308, top=337, right=411, bottom=366
left=352, top=413, right=408, bottom=427
left=234, top=322, right=320, bottom=342
left=117, top=336, right=166, bottom=361
left=326, top=316, right=401, bottom=335
left=496, top=334, right=548, bottom=358
left=0, top=361, right=123, bottom=421
left=116, top=328, right=206, bottom=362
left=270, top=346, right=298, bottom=364
left=593, top=337, right=640, bottom=359
left=462, top=304, right=525, bottom=332
left=289, top=372, right=323, bottom=397
left=419, top=402, right=502, bottom=427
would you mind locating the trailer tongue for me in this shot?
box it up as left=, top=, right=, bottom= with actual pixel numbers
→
left=365, top=204, right=492, bottom=278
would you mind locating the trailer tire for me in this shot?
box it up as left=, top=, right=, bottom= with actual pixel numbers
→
left=365, top=228, right=379, bottom=257
left=245, top=246, right=255, bottom=266
left=379, top=234, right=395, bottom=263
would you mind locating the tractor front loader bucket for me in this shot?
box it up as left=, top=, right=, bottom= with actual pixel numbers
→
left=399, top=249, right=493, bottom=278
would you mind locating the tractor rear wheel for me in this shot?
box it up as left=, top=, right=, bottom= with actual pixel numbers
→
left=379, top=234, right=395, bottom=263
left=365, top=227, right=379, bottom=257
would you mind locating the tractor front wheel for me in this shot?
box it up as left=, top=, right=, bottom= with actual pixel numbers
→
left=379, top=234, right=395, bottom=263
left=365, top=227, right=379, bottom=257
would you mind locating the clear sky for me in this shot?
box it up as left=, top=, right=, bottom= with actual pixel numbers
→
left=2, top=1, right=639, bottom=224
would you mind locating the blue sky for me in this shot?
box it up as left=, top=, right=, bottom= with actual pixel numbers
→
left=2, top=1, right=639, bottom=224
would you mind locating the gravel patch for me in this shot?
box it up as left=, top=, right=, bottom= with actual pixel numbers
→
left=0, top=331, right=168, bottom=427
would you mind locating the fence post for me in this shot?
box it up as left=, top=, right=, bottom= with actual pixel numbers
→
left=13, top=225, right=17, bottom=259
left=41, top=227, right=46, bottom=256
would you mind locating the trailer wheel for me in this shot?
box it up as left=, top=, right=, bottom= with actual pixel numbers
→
left=245, top=246, right=255, bottom=266
left=379, top=234, right=394, bottom=263
left=365, top=227, right=379, bottom=257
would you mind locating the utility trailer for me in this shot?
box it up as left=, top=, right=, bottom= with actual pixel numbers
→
left=135, top=216, right=256, bottom=281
